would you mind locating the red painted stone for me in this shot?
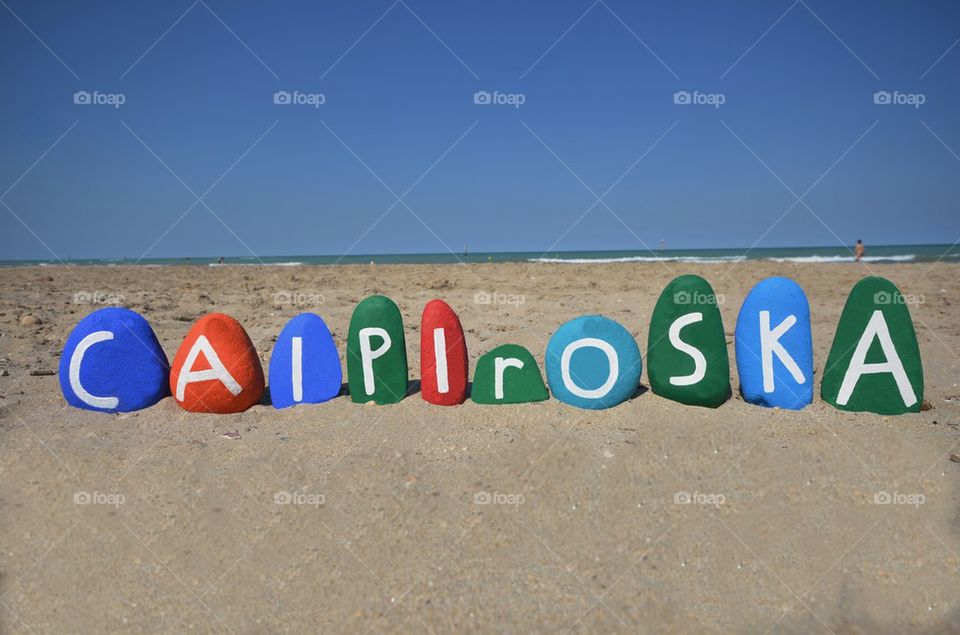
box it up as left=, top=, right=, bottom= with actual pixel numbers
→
left=420, top=299, right=468, bottom=405
left=169, top=313, right=264, bottom=413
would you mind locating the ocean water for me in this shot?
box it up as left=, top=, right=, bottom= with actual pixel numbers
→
left=1, top=244, right=956, bottom=267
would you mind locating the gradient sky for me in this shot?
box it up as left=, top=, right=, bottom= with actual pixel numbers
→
left=1, top=0, right=959, bottom=260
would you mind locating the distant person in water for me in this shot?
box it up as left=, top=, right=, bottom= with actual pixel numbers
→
left=218, top=256, right=224, bottom=264
left=855, top=240, right=865, bottom=262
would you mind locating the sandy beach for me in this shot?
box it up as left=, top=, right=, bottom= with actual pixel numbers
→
left=1, top=260, right=958, bottom=634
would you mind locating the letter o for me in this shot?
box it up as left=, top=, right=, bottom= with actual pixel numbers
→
left=561, top=337, right=619, bottom=399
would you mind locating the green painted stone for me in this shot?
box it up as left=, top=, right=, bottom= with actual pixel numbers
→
left=647, top=275, right=730, bottom=407
left=822, top=277, right=923, bottom=414
left=347, top=295, right=408, bottom=404
left=471, top=344, right=549, bottom=404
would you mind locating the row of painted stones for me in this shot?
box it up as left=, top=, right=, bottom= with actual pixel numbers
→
left=59, top=275, right=923, bottom=415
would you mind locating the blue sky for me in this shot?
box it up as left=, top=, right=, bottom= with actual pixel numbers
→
left=1, top=0, right=959, bottom=260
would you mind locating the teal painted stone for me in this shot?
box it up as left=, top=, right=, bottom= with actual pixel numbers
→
left=471, top=344, right=548, bottom=404
left=647, top=275, right=730, bottom=407
left=822, top=277, right=923, bottom=414
left=545, top=315, right=641, bottom=409
left=346, top=295, right=408, bottom=404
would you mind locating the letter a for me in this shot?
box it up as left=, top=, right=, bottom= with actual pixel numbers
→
left=176, top=335, right=242, bottom=401
left=836, top=310, right=916, bottom=408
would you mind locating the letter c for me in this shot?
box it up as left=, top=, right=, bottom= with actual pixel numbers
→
left=69, top=331, right=120, bottom=409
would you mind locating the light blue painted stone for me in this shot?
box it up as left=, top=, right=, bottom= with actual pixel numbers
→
left=735, top=277, right=813, bottom=409
left=58, top=307, right=169, bottom=412
left=269, top=313, right=342, bottom=409
left=545, top=315, right=641, bottom=410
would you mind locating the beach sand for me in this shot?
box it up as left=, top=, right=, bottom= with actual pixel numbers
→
left=1, top=261, right=959, bottom=634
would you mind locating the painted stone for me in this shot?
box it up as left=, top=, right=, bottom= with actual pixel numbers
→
left=545, top=315, right=641, bottom=409
left=420, top=299, right=468, bottom=406
left=59, top=307, right=169, bottom=412
left=735, top=277, right=813, bottom=409
left=821, top=277, right=923, bottom=414
left=169, top=313, right=264, bottom=413
left=346, top=295, right=408, bottom=404
left=647, top=275, right=730, bottom=407
left=269, top=313, right=342, bottom=409
left=471, top=344, right=549, bottom=404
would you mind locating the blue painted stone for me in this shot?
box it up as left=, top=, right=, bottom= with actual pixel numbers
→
left=545, top=315, right=641, bottom=410
left=269, top=313, right=342, bottom=409
left=735, top=277, right=813, bottom=409
left=58, top=307, right=169, bottom=412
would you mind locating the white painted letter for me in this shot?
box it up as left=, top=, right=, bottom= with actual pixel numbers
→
left=561, top=337, right=619, bottom=399
left=668, top=313, right=707, bottom=386
left=359, top=327, right=391, bottom=396
left=837, top=310, right=916, bottom=407
left=494, top=357, right=524, bottom=400
left=433, top=328, right=449, bottom=393
left=69, top=330, right=120, bottom=409
left=759, top=311, right=805, bottom=393
left=176, top=335, right=242, bottom=401
left=291, top=336, right=303, bottom=402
